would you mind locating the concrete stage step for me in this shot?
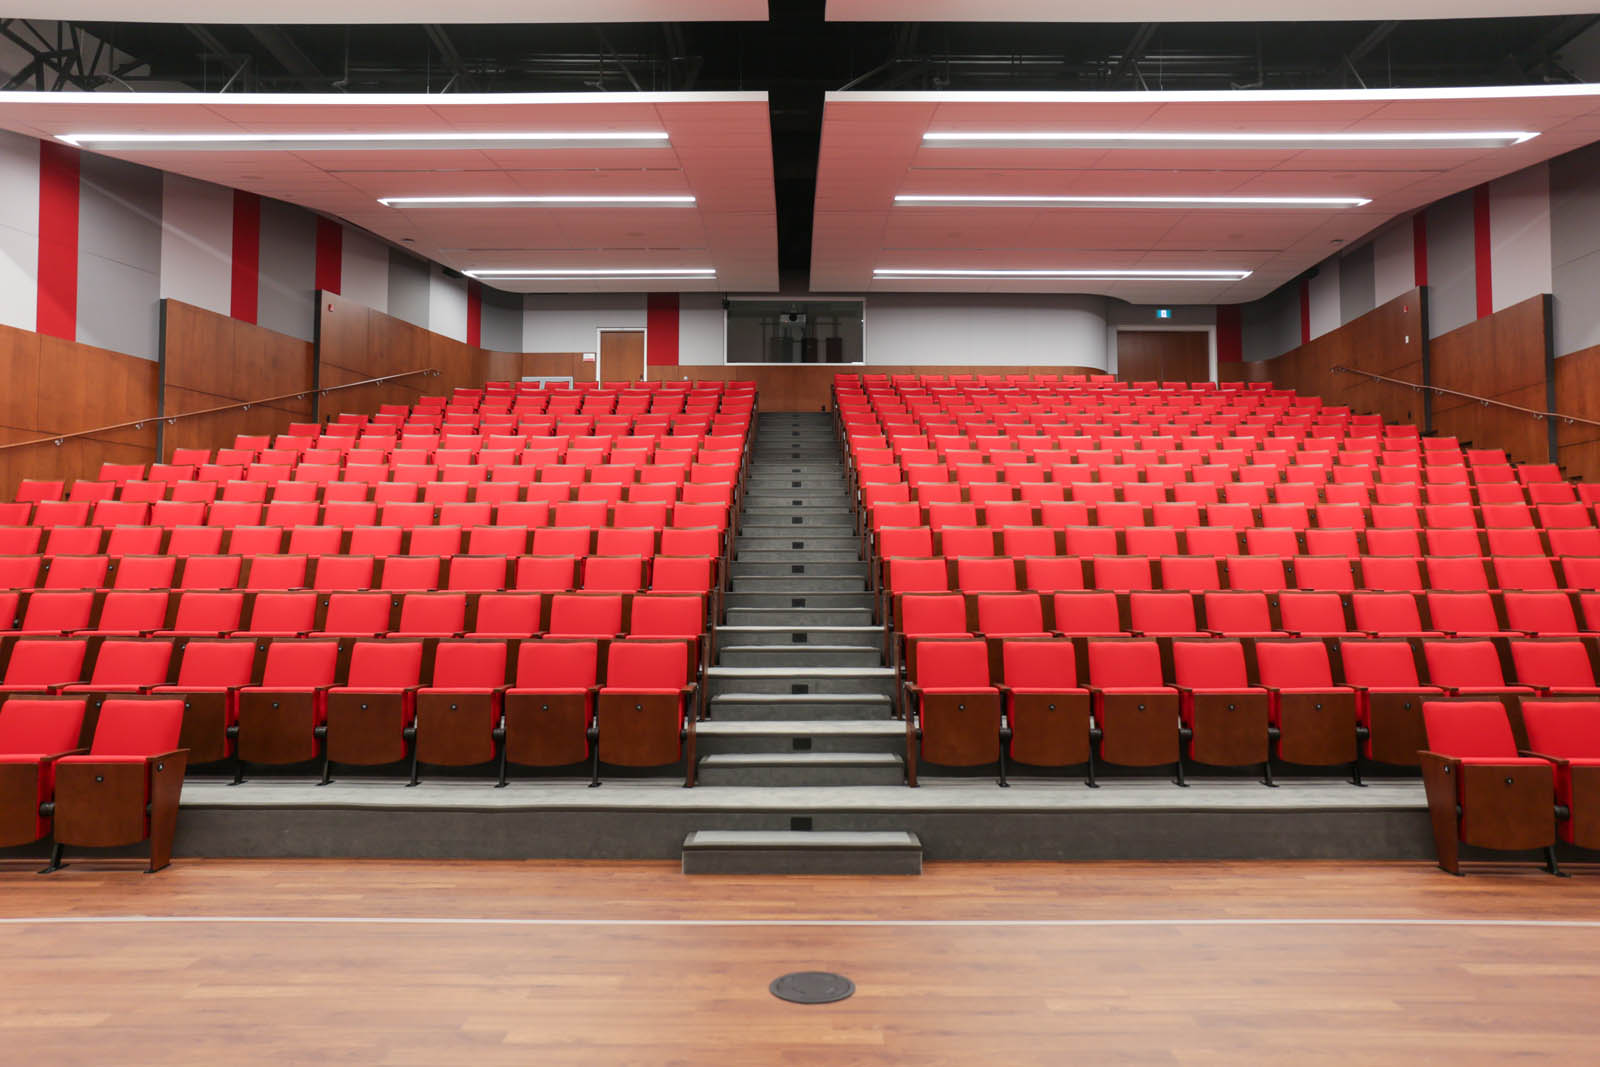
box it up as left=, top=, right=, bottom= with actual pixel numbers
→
left=681, top=830, right=922, bottom=874
left=736, top=535, right=860, bottom=551
left=727, top=561, right=868, bottom=579
left=708, top=691, right=895, bottom=721
left=715, top=624, right=885, bottom=648
left=725, top=606, right=874, bottom=627
left=694, top=719, right=905, bottom=754
left=694, top=752, right=907, bottom=787
left=707, top=665, right=898, bottom=698
left=735, top=548, right=861, bottom=563
left=722, top=591, right=875, bottom=612
left=727, top=575, right=867, bottom=593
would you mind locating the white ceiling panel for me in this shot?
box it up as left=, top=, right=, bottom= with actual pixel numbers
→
left=0, top=91, right=778, bottom=294
left=812, top=86, right=1600, bottom=303
left=828, top=0, right=1590, bottom=22
left=19, top=1, right=767, bottom=22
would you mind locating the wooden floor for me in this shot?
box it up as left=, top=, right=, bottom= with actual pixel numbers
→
left=2, top=858, right=1598, bottom=1065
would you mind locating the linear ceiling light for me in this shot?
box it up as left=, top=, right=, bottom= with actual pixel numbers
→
left=921, top=131, right=1537, bottom=150
left=465, top=267, right=716, bottom=280
left=873, top=268, right=1251, bottom=281
left=894, top=194, right=1370, bottom=208
left=57, top=131, right=670, bottom=151
left=379, top=194, right=695, bottom=207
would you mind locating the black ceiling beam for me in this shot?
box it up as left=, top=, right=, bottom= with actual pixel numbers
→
left=246, top=27, right=321, bottom=80
left=1105, top=23, right=1157, bottom=88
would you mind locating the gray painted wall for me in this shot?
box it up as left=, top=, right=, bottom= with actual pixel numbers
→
left=1241, top=284, right=1300, bottom=362
left=257, top=197, right=316, bottom=342
left=1426, top=191, right=1476, bottom=339
left=1550, top=142, right=1600, bottom=357
left=386, top=249, right=431, bottom=330
left=864, top=293, right=1110, bottom=368
left=479, top=286, right=523, bottom=352
left=1340, top=242, right=1377, bottom=326
left=76, top=154, right=161, bottom=361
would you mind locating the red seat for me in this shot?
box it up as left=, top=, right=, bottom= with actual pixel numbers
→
left=1508, top=639, right=1600, bottom=697
left=0, top=697, right=88, bottom=847
left=1276, top=591, right=1354, bottom=637
left=18, top=591, right=95, bottom=635
left=62, top=637, right=174, bottom=699
left=1253, top=639, right=1359, bottom=771
left=596, top=639, right=698, bottom=784
left=975, top=593, right=1046, bottom=639
left=547, top=593, right=624, bottom=640
left=515, top=555, right=578, bottom=593
left=1419, top=701, right=1559, bottom=876
left=1520, top=700, right=1600, bottom=849
left=1128, top=591, right=1201, bottom=637
left=1202, top=591, right=1283, bottom=638
left=234, top=639, right=342, bottom=777
left=0, top=638, right=90, bottom=696
left=903, top=639, right=1003, bottom=785
left=151, top=639, right=259, bottom=763
left=42, top=699, right=187, bottom=873
left=411, top=640, right=512, bottom=781
left=238, top=591, right=317, bottom=638
left=996, top=639, right=1092, bottom=779
left=1170, top=638, right=1270, bottom=777
left=88, top=590, right=170, bottom=637
left=1503, top=592, right=1582, bottom=637
left=1084, top=639, right=1181, bottom=778
left=502, top=639, right=601, bottom=777
left=394, top=592, right=467, bottom=638
left=1337, top=638, right=1438, bottom=764
left=157, top=591, right=244, bottom=638
left=323, top=640, right=427, bottom=781
left=1422, top=639, right=1534, bottom=702
left=1424, top=591, right=1504, bottom=637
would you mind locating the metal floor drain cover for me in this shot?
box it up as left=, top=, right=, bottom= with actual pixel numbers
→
left=770, top=971, right=854, bottom=1004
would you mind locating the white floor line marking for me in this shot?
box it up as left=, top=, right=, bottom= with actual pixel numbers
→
left=2, top=916, right=1600, bottom=929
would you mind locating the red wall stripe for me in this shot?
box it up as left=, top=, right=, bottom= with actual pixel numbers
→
left=1473, top=184, right=1493, bottom=318
left=1412, top=212, right=1429, bottom=288
left=1215, top=305, right=1243, bottom=363
left=314, top=217, right=343, bottom=295
left=1298, top=278, right=1311, bottom=344
left=646, top=292, right=680, bottom=368
left=36, top=141, right=81, bottom=340
left=466, top=280, right=482, bottom=348
left=230, top=190, right=261, bottom=324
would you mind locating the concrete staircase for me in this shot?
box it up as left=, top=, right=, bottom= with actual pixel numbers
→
left=699, top=411, right=904, bottom=789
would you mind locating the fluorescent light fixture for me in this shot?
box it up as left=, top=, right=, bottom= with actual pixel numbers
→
left=465, top=267, right=716, bottom=280
left=894, top=194, right=1370, bottom=208
left=57, top=131, right=670, bottom=151
left=379, top=194, right=695, bottom=207
left=921, top=130, right=1537, bottom=150
left=874, top=268, right=1251, bottom=281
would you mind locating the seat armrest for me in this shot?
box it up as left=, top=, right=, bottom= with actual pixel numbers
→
left=1519, top=749, right=1570, bottom=767
left=143, top=749, right=188, bottom=764
left=41, top=747, right=89, bottom=762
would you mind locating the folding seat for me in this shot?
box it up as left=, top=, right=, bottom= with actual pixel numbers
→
left=1083, top=639, right=1182, bottom=779
left=0, top=526, right=43, bottom=555
left=1122, top=527, right=1179, bottom=557
left=1158, top=555, right=1220, bottom=592
left=155, top=590, right=244, bottom=638
left=974, top=593, right=1047, bottom=639
left=310, top=554, right=374, bottom=593
left=902, top=639, right=1005, bottom=786
left=29, top=699, right=185, bottom=873
left=43, top=555, right=111, bottom=590
left=532, top=526, right=593, bottom=558
left=1001, top=526, right=1058, bottom=558
left=927, top=502, right=980, bottom=531
left=88, top=590, right=170, bottom=637
left=391, top=592, right=468, bottom=639
left=595, top=639, right=699, bottom=785
left=1425, top=555, right=1490, bottom=592
left=60, top=636, right=174, bottom=704
left=233, top=639, right=342, bottom=778
left=320, top=639, right=427, bottom=783
left=553, top=500, right=609, bottom=529
left=1418, top=701, right=1560, bottom=875
left=628, top=594, right=709, bottom=680
left=66, top=481, right=116, bottom=504
left=1251, top=639, right=1359, bottom=771
left=1346, top=590, right=1433, bottom=639
left=227, top=525, right=286, bottom=556
left=109, top=554, right=176, bottom=591
left=991, top=639, right=1093, bottom=779
left=1482, top=503, right=1534, bottom=529
left=1491, top=555, right=1558, bottom=591
left=90, top=501, right=149, bottom=529
left=1273, top=591, right=1351, bottom=638
left=0, top=638, right=90, bottom=696
left=955, top=557, right=1017, bottom=594
left=1357, top=556, right=1423, bottom=593
left=546, top=593, right=625, bottom=641
left=650, top=555, right=718, bottom=599
left=1422, top=639, right=1535, bottom=703
left=1422, top=503, right=1477, bottom=529
left=1183, top=526, right=1240, bottom=556
left=1168, top=638, right=1271, bottom=777
left=379, top=555, right=442, bottom=593
left=167, top=525, right=225, bottom=557
left=1537, top=503, right=1592, bottom=529
left=1337, top=638, right=1437, bottom=766
left=320, top=591, right=395, bottom=637
left=1089, top=556, right=1152, bottom=593
left=1503, top=591, right=1582, bottom=636
left=1562, top=556, right=1600, bottom=590
left=440, top=555, right=506, bottom=593
left=31, top=501, right=91, bottom=528
left=515, top=555, right=579, bottom=593
left=0, top=697, right=89, bottom=849
left=322, top=501, right=379, bottom=529
left=1063, top=526, right=1119, bottom=557
left=206, top=501, right=262, bottom=530
left=1037, top=501, right=1091, bottom=529
left=1202, top=591, right=1283, bottom=638
left=1128, top=591, right=1201, bottom=637
left=18, top=591, right=95, bottom=635
left=410, top=640, right=512, bottom=782
left=1019, top=557, right=1083, bottom=594
left=939, top=526, right=998, bottom=559
left=238, top=591, right=317, bottom=638
left=15, top=479, right=65, bottom=504
left=1224, top=555, right=1288, bottom=593
left=1484, top=528, right=1545, bottom=557
left=1509, top=639, right=1600, bottom=697
left=177, top=555, right=242, bottom=591
left=243, top=554, right=308, bottom=591
left=1520, top=700, right=1600, bottom=850
left=103, top=525, right=165, bottom=558
left=407, top=525, right=462, bottom=557
left=1292, top=555, right=1355, bottom=592
left=467, top=526, right=530, bottom=557
left=1243, top=528, right=1300, bottom=559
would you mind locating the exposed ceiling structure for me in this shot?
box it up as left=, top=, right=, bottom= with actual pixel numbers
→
left=0, top=91, right=778, bottom=293
left=9, top=2, right=770, bottom=25
left=3, top=11, right=1599, bottom=301
left=811, top=86, right=1600, bottom=302
left=826, top=1, right=1596, bottom=23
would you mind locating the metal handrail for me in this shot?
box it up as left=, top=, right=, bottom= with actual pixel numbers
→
left=1330, top=364, right=1600, bottom=430
left=0, top=368, right=443, bottom=452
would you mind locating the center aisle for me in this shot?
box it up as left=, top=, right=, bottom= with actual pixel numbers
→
left=699, top=411, right=905, bottom=787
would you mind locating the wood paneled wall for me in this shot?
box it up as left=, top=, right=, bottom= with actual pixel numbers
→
left=667, top=365, right=1104, bottom=412
left=0, top=322, right=160, bottom=497
left=1553, top=343, right=1600, bottom=483
left=1429, top=294, right=1553, bottom=466
left=161, top=299, right=315, bottom=462
left=1116, top=330, right=1210, bottom=384
left=1218, top=289, right=1427, bottom=428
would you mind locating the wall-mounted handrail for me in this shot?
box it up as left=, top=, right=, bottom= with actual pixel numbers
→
left=0, top=369, right=442, bottom=452
left=1330, top=365, right=1600, bottom=431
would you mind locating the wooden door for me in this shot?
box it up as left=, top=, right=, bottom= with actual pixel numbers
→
left=1116, top=330, right=1211, bottom=384
left=600, top=330, right=646, bottom=383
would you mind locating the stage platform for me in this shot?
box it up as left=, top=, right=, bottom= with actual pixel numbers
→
left=110, top=777, right=1438, bottom=862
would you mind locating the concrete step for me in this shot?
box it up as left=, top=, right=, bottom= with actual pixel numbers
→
left=736, top=535, right=860, bottom=551
left=722, top=590, right=876, bottom=612
left=709, top=691, right=895, bottom=721
left=736, top=549, right=862, bottom=563
left=706, top=665, right=898, bottom=697
left=728, top=575, right=867, bottom=593
left=738, top=520, right=857, bottom=534
left=725, top=606, right=874, bottom=627
left=716, top=624, right=885, bottom=648
left=717, top=645, right=883, bottom=669
left=682, top=830, right=920, bottom=876
left=693, top=752, right=907, bottom=788
left=693, top=719, right=905, bottom=754
left=740, top=507, right=853, bottom=520
left=728, top=561, right=868, bottom=579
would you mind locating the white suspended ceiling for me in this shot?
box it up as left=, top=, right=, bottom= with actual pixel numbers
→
left=811, top=85, right=1600, bottom=304
left=0, top=91, right=779, bottom=294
